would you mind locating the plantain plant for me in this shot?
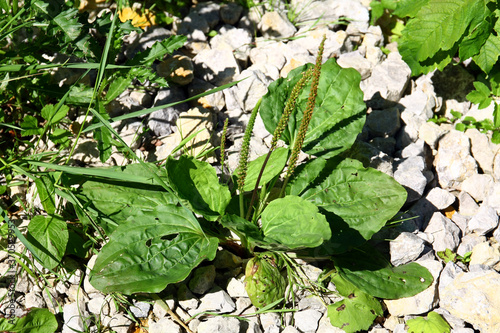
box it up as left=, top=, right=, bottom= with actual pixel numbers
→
left=29, top=37, right=433, bottom=332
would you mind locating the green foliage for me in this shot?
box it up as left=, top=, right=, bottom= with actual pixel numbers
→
left=26, top=215, right=68, bottom=269
left=0, top=308, right=58, bottom=333
left=89, top=205, right=219, bottom=294
left=407, top=311, right=451, bottom=333
left=327, top=273, right=384, bottom=333
left=437, top=248, right=472, bottom=264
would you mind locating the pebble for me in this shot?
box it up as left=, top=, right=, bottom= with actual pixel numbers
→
left=197, top=316, right=241, bottom=333
left=424, top=212, right=461, bottom=252
left=197, top=288, right=236, bottom=313
left=467, top=204, right=499, bottom=235
left=389, top=232, right=426, bottom=266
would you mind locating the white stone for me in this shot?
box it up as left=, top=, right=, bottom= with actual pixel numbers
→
left=425, top=187, right=456, bottom=210
left=258, top=11, right=296, bottom=38
left=294, top=309, right=323, bottom=332
left=62, top=302, right=90, bottom=333
left=457, top=233, right=486, bottom=257
left=467, top=204, right=499, bottom=235
left=227, top=275, right=247, bottom=298
left=469, top=241, right=500, bottom=268
left=434, top=130, right=477, bottom=190
left=461, top=173, right=494, bottom=202
left=418, top=121, right=449, bottom=149
left=148, top=317, right=181, bottom=333
left=424, top=212, right=461, bottom=252
left=193, top=49, right=241, bottom=86
left=458, top=191, right=479, bottom=216
left=197, top=289, right=236, bottom=313
left=440, top=270, right=500, bottom=332
left=390, top=232, right=426, bottom=266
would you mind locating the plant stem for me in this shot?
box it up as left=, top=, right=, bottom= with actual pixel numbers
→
left=152, top=294, right=193, bottom=333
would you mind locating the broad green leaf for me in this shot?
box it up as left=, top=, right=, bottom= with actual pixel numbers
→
left=35, top=175, right=56, bottom=215
left=459, top=17, right=493, bottom=60
left=89, top=205, right=219, bottom=294
left=0, top=308, right=58, bottom=333
left=301, top=158, right=406, bottom=241
left=260, top=58, right=365, bottom=159
left=492, top=130, right=500, bottom=144
left=473, top=33, right=500, bottom=74
left=166, top=155, right=231, bottom=221
left=27, top=216, right=68, bottom=269
left=334, top=245, right=434, bottom=299
left=288, top=157, right=328, bottom=196
left=393, top=0, right=428, bottom=18
left=261, top=195, right=331, bottom=249
left=78, top=163, right=177, bottom=234
left=52, top=8, right=81, bottom=42
left=407, top=312, right=451, bottom=333
left=401, top=0, right=480, bottom=62
left=66, top=230, right=88, bottom=258
left=466, top=81, right=492, bottom=109
left=20, top=115, right=41, bottom=136
left=327, top=274, right=383, bottom=333
left=67, top=84, right=94, bottom=105
left=239, top=147, right=289, bottom=192
left=41, top=104, right=69, bottom=125
left=49, top=128, right=71, bottom=147
left=105, top=75, right=132, bottom=104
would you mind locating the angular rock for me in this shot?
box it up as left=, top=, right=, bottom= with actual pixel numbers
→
left=193, top=48, right=241, bottom=86
left=287, top=28, right=345, bottom=61
left=258, top=11, right=296, bottom=38
left=176, top=11, right=210, bottom=43
left=418, top=121, right=449, bottom=149
left=62, top=302, right=90, bottom=333
left=424, top=212, right=461, bottom=252
left=198, top=316, right=240, bottom=333
left=192, top=1, right=220, bottom=29
left=399, top=89, right=436, bottom=120
left=389, top=232, right=426, bottom=266
left=24, top=291, right=45, bottom=309
left=467, top=204, right=499, bottom=235
left=469, top=241, right=500, bottom=268
left=87, top=296, right=113, bottom=317
left=434, top=130, right=477, bottom=190
left=177, top=284, right=199, bottom=311
left=102, top=314, right=133, bottom=333
left=249, top=39, right=288, bottom=70
left=438, top=262, right=465, bottom=296
left=366, top=107, right=401, bottom=137
left=440, top=270, right=500, bottom=332
left=156, top=55, right=194, bottom=86
left=457, top=233, right=486, bottom=257
left=155, top=107, right=215, bottom=161
left=260, top=312, right=281, bottom=333
left=362, top=52, right=411, bottom=103
left=148, top=87, right=189, bottom=137
left=294, top=309, right=323, bottom=332
left=425, top=187, right=456, bottom=210
left=384, top=259, right=442, bottom=316
left=187, top=78, right=225, bottom=111
left=220, top=2, right=243, bottom=25
left=226, top=275, right=247, bottom=298
left=393, top=156, right=428, bottom=202
left=210, top=25, right=252, bottom=63
left=149, top=318, right=181, bottom=333
left=129, top=301, right=150, bottom=318
left=197, top=288, right=236, bottom=313
left=461, top=173, right=494, bottom=202
left=189, top=265, right=216, bottom=294
left=466, top=128, right=496, bottom=175
left=458, top=191, right=479, bottom=216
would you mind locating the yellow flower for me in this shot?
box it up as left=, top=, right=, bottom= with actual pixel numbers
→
left=119, top=7, right=156, bottom=29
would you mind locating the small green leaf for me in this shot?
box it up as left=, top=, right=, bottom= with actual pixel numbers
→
left=492, top=130, right=500, bottom=144
left=0, top=308, right=58, bottom=333
left=455, top=122, right=466, bottom=132
left=35, top=175, right=56, bottom=215
left=127, top=35, right=187, bottom=66
left=105, top=75, right=132, bottom=104
left=89, top=205, right=218, bottom=294
left=239, top=147, right=289, bottom=192
left=20, top=115, right=41, bottom=136
left=26, top=216, right=68, bottom=269
left=449, top=110, right=463, bottom=119
left=166, top=155, right=231, bottom=221
left=327, top=274, right=383, bottom=333
left=436, top=248, right=457, bottom=263
left=494, top=102, right=500, bottom=128
left=261, top=195, right=331, bottom=249
left=473, top=33, right=500, bottom=74
left=52, top=8, right=82, bottom=42
left=41, top=104, right=70, bottom=125
left=466, top=81, right=492, bottom=109
left=407, top=311, right=451, bottom=333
